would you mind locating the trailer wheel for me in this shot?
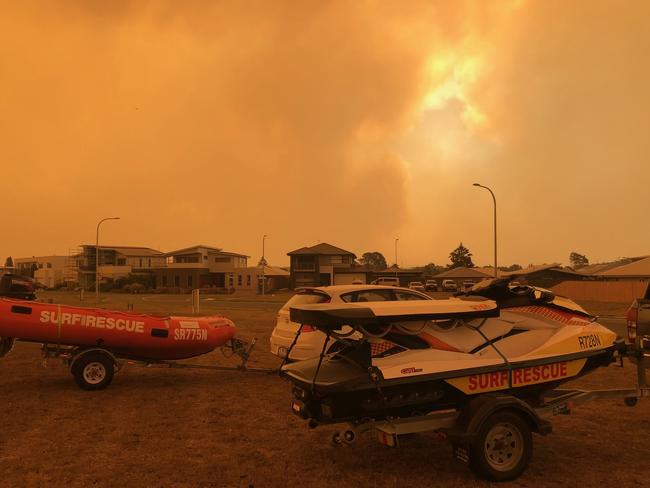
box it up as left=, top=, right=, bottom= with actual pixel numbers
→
left=0, top=337, right=15, bottom=358
left=469, top=411, right=532, bottom=482
left=624, top=396, right=638, bottom=407
left=71, top=351, right=115, bottom=390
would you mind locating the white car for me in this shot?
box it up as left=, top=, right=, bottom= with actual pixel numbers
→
left=270, top=285, right=432, bottom=361
left=371, top=277, right=400, bottom=287
left=442, top=279, right=458, bottom=292
left=408, top=281, right=425, bottom=292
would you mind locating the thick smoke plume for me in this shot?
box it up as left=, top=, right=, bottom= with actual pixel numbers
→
left=1, top=1, right=649, bottom=265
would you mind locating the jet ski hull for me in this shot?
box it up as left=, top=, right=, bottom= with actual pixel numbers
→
left=284, top=340, right=623, bottom=424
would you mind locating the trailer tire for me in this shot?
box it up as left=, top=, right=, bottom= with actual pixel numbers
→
left=0, top=337, right=15, bottom=358
left=469, top=410, right=532, bottom=482
left=71, top=351, right=115, bottom=390
left=624, top=396, right=638, bottom=407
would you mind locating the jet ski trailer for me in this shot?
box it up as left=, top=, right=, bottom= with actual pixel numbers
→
left=281, top=281, right=650, bottom=481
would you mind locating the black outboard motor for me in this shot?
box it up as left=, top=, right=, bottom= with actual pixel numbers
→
left=0, top=273, right=37, bottom=300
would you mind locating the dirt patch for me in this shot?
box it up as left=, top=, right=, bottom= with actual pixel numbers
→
left=0, top=293, right=648, bottom=487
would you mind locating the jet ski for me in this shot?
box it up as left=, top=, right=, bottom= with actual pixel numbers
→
left=282, top=279, right=624, bottom=425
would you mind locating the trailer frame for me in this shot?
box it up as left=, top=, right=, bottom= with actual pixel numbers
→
left=326, top=344, right=650, bottom=481
left=40, top=337, right=276, bottom=389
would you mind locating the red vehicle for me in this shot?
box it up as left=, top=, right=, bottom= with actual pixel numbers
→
left=0, top=298, right=240, bottom=389
left=0, top=273, right=38, bottom=300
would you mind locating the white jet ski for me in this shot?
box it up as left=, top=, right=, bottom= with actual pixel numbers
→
left=282, top=279, right=624, bottom=424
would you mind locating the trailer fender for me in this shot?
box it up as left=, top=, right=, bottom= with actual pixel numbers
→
left=446, top=394, right=552, bottom=446
left=0, top=337, right=15, bottom=358
left=70, top=347, right=118, bottom=371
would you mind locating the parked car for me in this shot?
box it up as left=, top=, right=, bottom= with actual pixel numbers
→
left=626, top=281, right=650, bottom=351
left=442, top=279, right=458, bottom=292
left=408, top=281, right=425, bottom=292
left=371, top=277, right=400, bottom=287
left=0, top=273, right=37, bottom=300
left=270, top=285, right=432, bottom=360
left=462, top=280, right=476, bottom=291
left=425, top=279, right=439, bottom=291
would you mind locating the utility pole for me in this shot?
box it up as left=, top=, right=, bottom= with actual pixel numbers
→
left=95, top=217, right=120, bottom=303
left=261, top=234, right=267, bottom=295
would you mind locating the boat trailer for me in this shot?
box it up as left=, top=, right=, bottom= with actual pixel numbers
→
left=324, top=340, right=650, bottom=482
left=40, top=337, right=276, bottom=389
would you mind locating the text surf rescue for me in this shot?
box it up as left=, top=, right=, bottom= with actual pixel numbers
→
left=40, top=311, right=145, bottom=333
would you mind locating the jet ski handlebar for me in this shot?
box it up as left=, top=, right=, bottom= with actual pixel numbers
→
left=289, top=299, right=500, bottom=334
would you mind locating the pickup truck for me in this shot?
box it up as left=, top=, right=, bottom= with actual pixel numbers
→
left=626, top=282, right=650, bottom=347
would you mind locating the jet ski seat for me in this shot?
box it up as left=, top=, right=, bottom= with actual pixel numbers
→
left=424, top=319, right=515, bottom=353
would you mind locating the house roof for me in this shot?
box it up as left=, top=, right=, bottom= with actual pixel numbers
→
left=82, top=245, right=163, bottom=257
left=166, top=245, right=223, bottom=256
left=600, top=256, right=650, bottom=277
left=434, top=267, right=492, bottom=279
left=288, top=242, right=356, bottom=257
left=251, top=265, right=290, bottom=277
left=374, top=265, right=423, bottom=274
left=502, top=263, right=582, bottom=277
left=475, top=267, right=507, bottom=278
left=577, top=256, right=650, bottom=276
left=217, top=251, right=250, bottom=258
left=576, top=262, right=623, bottom=275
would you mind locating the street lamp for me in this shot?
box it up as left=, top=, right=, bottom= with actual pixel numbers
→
left=473, top=183, right=497, bottom=278
left=96, top=217, right=120, bottom=303
left=394, top=237, right=399, bottom=278
left=260, top=234, right=267, bottom=295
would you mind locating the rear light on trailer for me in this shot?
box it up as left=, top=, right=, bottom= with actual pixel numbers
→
left=627, top=302, right=639, bottom=342
left=301, top=325, right=316, bottom=333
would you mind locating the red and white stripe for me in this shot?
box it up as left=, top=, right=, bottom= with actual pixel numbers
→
left=508, top=306, right=591, bottom=326
left=370, top=341, right=396, bottom=357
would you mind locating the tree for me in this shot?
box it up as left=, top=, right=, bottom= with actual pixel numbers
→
left=4, top=256, right=12, bottom=268
left=423, top=262, right=444, bottom=276
left=448, top=243, right=474, bottom=269
left=569, top=252, right=589, bottom=268
left=360, top=252, right=387, bottom=270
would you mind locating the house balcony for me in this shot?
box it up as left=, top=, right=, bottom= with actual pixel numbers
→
left=165, top=262, right=207, bottom=269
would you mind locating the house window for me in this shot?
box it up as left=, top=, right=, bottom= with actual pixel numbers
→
left=246, top=275, right=251, bottom=286
left=162, top=276, right=168, bottom=287
left=229, top=275, right=234, bottom=287
left=188, top=275, right=193, bottom=288
left=148, top=259, right=151, bottom=267
left=331, top=255, right=343, bottom=265
left=237, top=275, right=242, bottom=286
left=47, top=263, right=52, bottom=268
left=139, top=258, right=143, bottom=267
left=174, top=276, right=180, bottom=287
left=215, top=257, right=230, bottom=263
left=117, top=258, right=126, bottom=266
left=294, top=256, right=315, bottom=271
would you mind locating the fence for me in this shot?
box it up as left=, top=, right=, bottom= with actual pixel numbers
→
left=551, top=280, right=650, bottom=303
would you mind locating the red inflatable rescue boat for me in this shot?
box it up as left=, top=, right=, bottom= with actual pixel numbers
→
left=0, top=298, right=236, bottom=360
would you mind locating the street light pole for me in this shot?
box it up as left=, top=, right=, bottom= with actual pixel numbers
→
left=261, top=234, right=267, bottom=295
left=473, top=183, right=497, bottom=278
left=394, top=237, right=399, bottom=279
left=96, top=217, right=120, bottom=303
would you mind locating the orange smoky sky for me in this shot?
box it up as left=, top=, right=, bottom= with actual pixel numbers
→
left=1, top=0, right=649, bottom=268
